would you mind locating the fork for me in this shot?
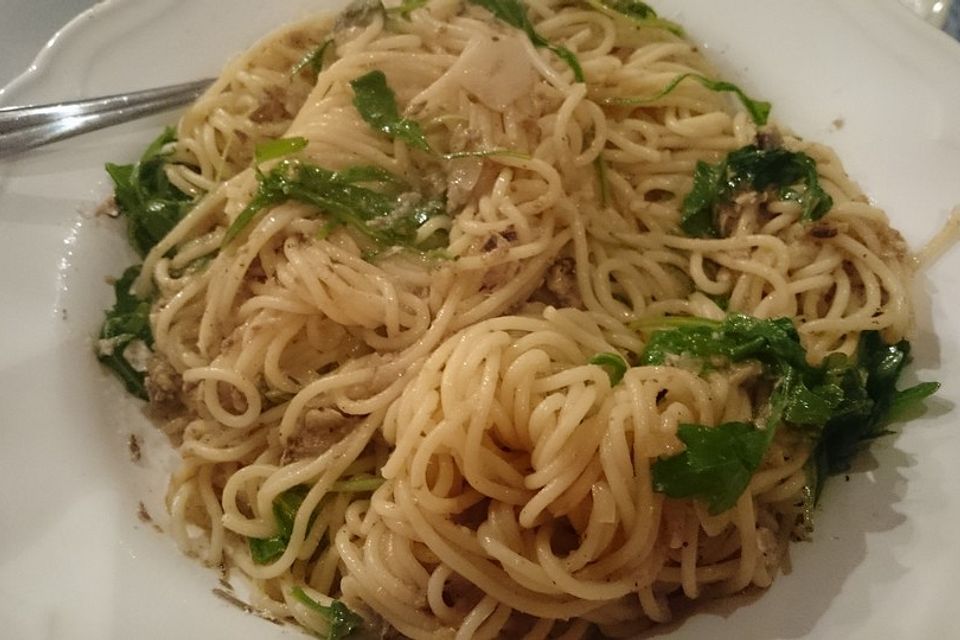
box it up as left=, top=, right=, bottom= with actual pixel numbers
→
left=0, top=78, right=213, bottom=159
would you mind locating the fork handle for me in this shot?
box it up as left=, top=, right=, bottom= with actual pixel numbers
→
left=0, top=78, right=214, bottom=159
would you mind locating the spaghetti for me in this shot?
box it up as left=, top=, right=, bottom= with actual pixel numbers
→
left=97, top=1, right=934, bottom=637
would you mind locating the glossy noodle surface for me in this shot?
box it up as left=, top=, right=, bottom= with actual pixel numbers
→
left=104, top=1, right=925, bottom=637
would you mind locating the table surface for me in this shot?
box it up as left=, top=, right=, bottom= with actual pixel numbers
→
left=2, top=1, right=960, bottom=92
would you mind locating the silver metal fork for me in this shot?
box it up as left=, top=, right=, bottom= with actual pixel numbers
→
left=0, top=78, right=213, bottom=159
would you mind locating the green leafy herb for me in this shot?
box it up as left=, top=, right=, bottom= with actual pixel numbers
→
left=638, top=314, right=939, bottom=511
left=386, top=0, right=429, bottom=17
left=680, top=160, right=726, bottom=238
left=594, top=154, right=610, bottom=207
left=330, top=473, right=386, bottom=493
left=105, top=127, right=193, bottom=257
left=349, top=70, right=528, bottom=160
left=98, top=129, right=196, bottom=399
left=291, top=39, right=333, bottom=78
left=589, top=352, right=628, bottom=385
left=247, top=534, right=289, bottom=566
left=680, top=144, right=833, bottom=238
left=652, top=422, right=772, bottom=514
left=810, top=334, right=941, bottom=500
left=604, top=73, right=770, bottom=126
left=96, top=265, right=154, bottom=400
left=888, top=381, right=940, bottom=422
left=441, top=148, right=529, bottom=160
left=254, top=136, right=309, bottom=163
left=706, top=292, right=730, bottom=311
left=350, top=70, right=431, bottom=151
left=291, top=587, right=363, bottom=640
left=222, top=159, right=447, bottom=252
left=467, top=0, right=585, bottom=82
left=777, top=366, right=842, bottom=427
left=248, top=485, right=312, bottom=564
left=248, top=475, right=386, bottom=564
left=585, top=0, right=684, bottom=36
left=637, top=314, right=806, bottom=371
left=336, top=0, right=387, bottom=29
left=264, top=388, right=295, bottom=406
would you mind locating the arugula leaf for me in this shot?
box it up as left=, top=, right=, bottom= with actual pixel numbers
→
left=604, top=73, right=770, bottom=126
left=349, top=70, right=528, bottom=160
left=247, top=534, right=289, bottom=565
left=706, top=292, right=730, bottom=311
left=386, top=0, right=429, bottom=17
left=105, top=127, right=193, bottom=257
left=291, top=587, right=363, bottom=640
left=291, top=39, right=333, bottom=78
left=441, top=148, right=530, bottom=160
left=585, top=0, right=684, bottom=35
left=727, top=145, right=831, bottom=220
left=652, top=422, right=771, bottom=514
left=350, top=70, right=431, bottom=151
left=248, top=485, right=311, bottom=564
left=336, top=0, right=387, bottom=29
left=248, top=475, right=385, bottom=564
left=98, top=129, right=200, bottom=399
left=594, top=154, right=610, bottom=207
left=589, top=352, right=628, bottom=385
left=330, top=473, right=386, bottom=493
left=222, top=159, right=447, bottom=252
left=637, top=314, right=806, bottom=371
left=96, top=265, right=154, bottom=400
left=639, top=315, right=940, bottom=509
left=777, top=366, right=843, bottom=427
left=888, top=381, right=940, bottom=422
left=679, top=159, right=726, bottom=238
left=811, top=334, right=940, bottom=499
left=254, top=136, right=308, bottom=163
left=467, top=0, right=585, bottom=82
left=680, top=144, right=833, bottom=238
left=597, top=0, right=657, bottom=19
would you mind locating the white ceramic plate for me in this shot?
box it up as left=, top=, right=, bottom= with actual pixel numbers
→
left=1, top=1, right=959, bottom=638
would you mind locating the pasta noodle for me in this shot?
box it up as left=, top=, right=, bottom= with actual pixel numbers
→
left=106, top=1, right=926, bottom=637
